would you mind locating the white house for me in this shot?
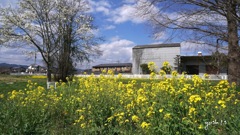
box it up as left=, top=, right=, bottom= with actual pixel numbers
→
left=132, top=43, right=181, bottom=74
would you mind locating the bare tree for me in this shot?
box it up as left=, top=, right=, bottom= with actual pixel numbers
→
left=136, top=0, right=240, bottom=85
left=0, top=0, right=101, bottom=82
left=52, top=0, right=102, bottom=82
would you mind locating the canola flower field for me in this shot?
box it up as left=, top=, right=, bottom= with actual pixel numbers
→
left=0, top=71, right=240, bottom=135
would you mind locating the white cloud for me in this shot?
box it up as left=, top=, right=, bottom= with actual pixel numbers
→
left=0, top=47, right=43, bottom=65
left=109, top=4, right=146, bottom=24
left=104, top=25, right=116, bottom=30
left=153, top=31, right=167, bottom=41
left=123, top=0, right=136, bottom=4
left=78, top=37, right=135, bottom=69
left=104, top=0, right=161, bottom=24
left=0, top=0, right=18, bottom=8
left=87, top=0, right=154, bottom=24
left=88, top=0, right=111, bottom=15
left=181, top=41, right=216, bottom=56
left=91, top=37, right=135, bottom=65
left=96, top=6, right=110, bottom=15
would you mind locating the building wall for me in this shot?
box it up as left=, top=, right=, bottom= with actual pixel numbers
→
left=181, top=57, right=228, bottom=75
left=92, top=67, right=132, bottom=73
left=132, top=47, right=180, bottom=74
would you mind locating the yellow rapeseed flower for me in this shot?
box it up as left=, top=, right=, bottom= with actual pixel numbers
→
left=159, top=109, right=164, bottom=113
left=188, top=107, right=197, bottom=115
left=203, top=73, right=209, bottom=79
left=80, top=123, right=86, bottom=128
left=146, top=110, right=154, bottom=117
left=148, top=61, right=157, bottom=72
left=221, top=104, right=226, bottom=108
left=235, top=99, right=239, bottom=104
left=159, top=70, right=166, bottom=76
left=141, top=121, right=151, bottom=129
left=218, top=100, right=226, bottom=105
left=171, top=70, right=178, bottom=77
left=31, top=75, right=46, bottom=79
left=198, top=124, right=204, bottom=129
left=79, top=115, right=85, bottom=121
left=136, top=95, right=147, bottom=104
left=164, top=113, right=171, bottom=120
left=132, top=115, right=140, bottom=122
left=107, top=116, right=114, bottom=122
left=206, top=92, right=213, bottom=98
left=189, top=95, right=202, bottom=103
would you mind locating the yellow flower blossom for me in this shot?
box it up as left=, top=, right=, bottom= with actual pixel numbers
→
left=198, top=124, right=204, bottom=129
left=141, top=122, right=151, bottom=129
left=132, top=115, right=140, bottom=122
left=189, top=95, right=202, bottom=103
left=164, top=113, right=171, bottom=120
left=188, top=107, right=197, bottom=116
left=159, top=70, right=166, bottom=76
left=0, top=94, right=4, bottom=98
left=218, top=100, right=226, bottom=105
left=171, top=70, right=178, bottom=77
left=80, top=123, right=86, bottom=128
left=159, top=109, right=164, bottom=113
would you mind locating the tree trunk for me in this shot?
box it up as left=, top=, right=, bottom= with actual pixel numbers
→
left=227, top=1, right=240, bottom=85
left=47, top=64, right=52, bottom=82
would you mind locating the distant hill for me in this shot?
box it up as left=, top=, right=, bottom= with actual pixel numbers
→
left=0, top=63, right=28, bottom=68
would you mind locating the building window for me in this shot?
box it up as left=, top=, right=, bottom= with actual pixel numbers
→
left=206, top=65, right=218, bottom=74
left=186, top=65, right=199, bottom=75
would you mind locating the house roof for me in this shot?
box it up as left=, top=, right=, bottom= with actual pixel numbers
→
left=180, top=55, right=213, bottom=61
left=180, top=55, right=212, bottom=58
left=133, top=43, right=181, bottom=49
left=92, top=63, right=132, bottom=68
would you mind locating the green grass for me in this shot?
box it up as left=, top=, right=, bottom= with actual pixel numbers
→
left=1, top=75, right=239, bottom=95
left=0, top=75, right=46, bottom=95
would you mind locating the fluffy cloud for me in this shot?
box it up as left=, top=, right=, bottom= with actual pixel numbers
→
left=88, top=0, right=149, bottom=24
left=78, top=37, right=135, bottom=69
left=88, top=0, right=111, bottom=15
left=109, top=4, right=144, bottom=24
left=91, top=37, right=135, bottom=65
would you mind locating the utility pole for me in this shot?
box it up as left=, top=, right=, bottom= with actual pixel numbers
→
left=216, top=39, right=220, bottom=74
left=34, top=50, right=37, bottom=65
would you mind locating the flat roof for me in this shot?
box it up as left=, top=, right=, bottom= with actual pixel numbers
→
left=133, top=43, right=181, bottom=49
left=180, top=55, right=212, bottom=58
left=93, top=63, right=132, bottom=68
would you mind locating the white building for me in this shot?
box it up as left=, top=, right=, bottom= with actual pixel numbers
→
left=132, top=43, right=181, bottom=74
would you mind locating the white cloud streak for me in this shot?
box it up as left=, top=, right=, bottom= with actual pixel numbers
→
left=104, top=25, right=116, bottom=30
left=0, top=47, right=42, bottom=65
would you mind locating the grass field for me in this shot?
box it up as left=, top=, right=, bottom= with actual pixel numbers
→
left=0, top=74, right=239, bottom=134
left=0, top=75, right=46, bottom=94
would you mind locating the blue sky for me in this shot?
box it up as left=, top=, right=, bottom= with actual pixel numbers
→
left=0, top=0, right=215, bottom=69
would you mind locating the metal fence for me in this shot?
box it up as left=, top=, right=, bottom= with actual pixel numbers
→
left=8, top=72, right=228, bottom=80
left=76, top=74, right=228, bottom=80
left=10, top=73, right=47, bottom=76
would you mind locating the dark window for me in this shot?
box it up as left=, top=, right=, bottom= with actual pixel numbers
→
left=186, top=65, right=199, bottom=75
left=206, top=65, right=218, bottom=74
